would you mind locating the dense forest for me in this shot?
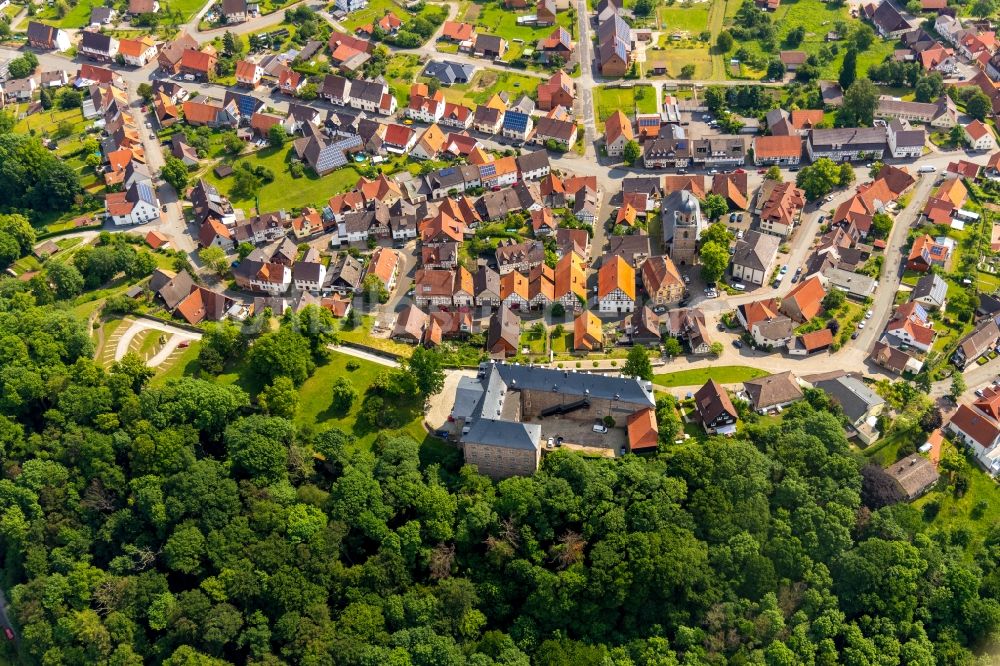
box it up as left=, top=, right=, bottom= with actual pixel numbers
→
left=1, top=295, right=1000, bottom=665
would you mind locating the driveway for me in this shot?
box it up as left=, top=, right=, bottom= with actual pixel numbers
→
left=114, top=318, right=201, bottom=366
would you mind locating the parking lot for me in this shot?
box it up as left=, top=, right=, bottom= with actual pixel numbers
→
left=537, top=417, right=628, bottom=454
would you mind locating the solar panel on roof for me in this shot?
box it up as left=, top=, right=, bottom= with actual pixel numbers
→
left=480, top=163, right=496, bottom=177
left=439, top=167, right=455, bottom=177
left=135, top=182, right=156, bottom=205
left=504, top=111, right=528, bottom=131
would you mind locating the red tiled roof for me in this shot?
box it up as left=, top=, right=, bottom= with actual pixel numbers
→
left=627, top=407, right=659, bottom=451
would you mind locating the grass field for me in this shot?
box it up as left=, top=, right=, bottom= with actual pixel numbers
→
left=296, top=351, right=426, bottom=450
left=657, top=2, right=711, bottom=34
left=593, top=85, right=658, bottom=128
left=643, top=45, right=714, bottom=79
left=913, top=439, right=1000, bottom=555
left=385, top=53, right=422, bottom=106
left=424, top=69, right=543, bottom=107
left=338, top=315, right=416, bottom=358
left=203, top=145, right=361, bottom=212
left=653, top=365, right=768, bottom=387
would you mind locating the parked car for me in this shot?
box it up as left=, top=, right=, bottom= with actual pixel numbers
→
left=593, top=424, right=608, bottom=434
left=3, top=627, right=13, bottom=641
left=717, top=322, right=726, bottom=331
left=732, top=339, right=743, bottom=348
left=865, top=309, right=873, bottom=319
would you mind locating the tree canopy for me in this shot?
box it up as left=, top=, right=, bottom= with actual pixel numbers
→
left=0, top=268, right=998, bottom=666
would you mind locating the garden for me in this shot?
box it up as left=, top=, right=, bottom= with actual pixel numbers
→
left=652, top=365, right=768, bottom=388
left=593, top=84, right=657, bottom=129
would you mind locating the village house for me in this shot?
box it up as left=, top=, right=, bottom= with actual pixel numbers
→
left=743, top=371, right=803, bottom=413
left=694, top=379, right=738, bottom=435
left=731, top=231, right=780, bottom=285
left=26, top=21, right=72, bottom=52
left=640, top=255, right=684, bottom=306
left=597, top=255, right=636, bottom=314
left=807, top=127, right=887, bottom=162
left=753, top=135, right=803, bottom=166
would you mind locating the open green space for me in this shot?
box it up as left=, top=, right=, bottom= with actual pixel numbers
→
left=296, top=350, right=426, bottom=450
left=593, top=84, right=657, bottom=128
left=520, top=330, right=546, bottom=354
left=203, top=144, right=362, bottom=212
left=384, top=53, right=422, bottom=106
left=423, top=68, right=543, bottom=107
left=653, top=365, right=767, bottom=387
left=550, top=331, right=573, bottom=353
left=913, top=440, right=1000, bottom=554
left=337, top=315, right=416, bottom=358
left=656, top=2, right=710, bottom=34
left=644, top=45, right=714, bottom=79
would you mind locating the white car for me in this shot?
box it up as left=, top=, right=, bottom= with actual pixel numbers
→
left=865, top=309, right=873, bottom=319
left=593, top=424, right=608, bottom=434
left=858, top=321, right=865, bottom=329
left=683, top=275, right=690, bottom=284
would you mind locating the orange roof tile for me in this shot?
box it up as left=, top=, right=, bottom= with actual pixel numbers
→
left=598, top=255, right=636, bottom=301
left=627, top=407, right=659, bottom=451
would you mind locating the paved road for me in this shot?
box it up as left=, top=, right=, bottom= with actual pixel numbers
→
left=329, top=343, right=399, bottom=367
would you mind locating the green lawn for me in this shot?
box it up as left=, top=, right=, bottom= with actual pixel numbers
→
left=978, top=270, right=1000, bottom=294
left=338, top=315, right=416, bottom=358
left=296, top=351, right=426, bottom=450
left=385, top=53, right=422, bottom=106
left=203, top=145, right=362, bottom=212
left=711, top=0, right=897, bottom=81
left=644, top=45, right=714, bottom=79
left=154, top=341, right=203, bottom=382
left=593, top=85, right=657, bottom=128
left=341, top=0, right=405, bottom=31
left=56, top=0, right=100, bottom=28
left=653, top=365, right=768, bottom=387
left=657, top=2, right=711, bottom=34
left=913, top=439, right=1000, bottom=554
left=551, top=331, right=573, bottom=353
left=520, top=330, right=546, bottom=354
left=426, top=69, right=543, bottom=108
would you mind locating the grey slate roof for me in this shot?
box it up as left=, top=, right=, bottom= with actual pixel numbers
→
left=910, top=272, right=947, bottom=306
left=464, top=418, right=541, bottom=451
left=814, top=375, right=884, bottom=423
left=423, top=60, right=475, bottom=84
left=733, top=230, right=780, bottom=271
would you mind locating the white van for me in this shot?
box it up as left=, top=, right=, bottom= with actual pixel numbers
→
left=918, top=165, right=936, bottom=173
left=733, top=283, right=746, bottom=291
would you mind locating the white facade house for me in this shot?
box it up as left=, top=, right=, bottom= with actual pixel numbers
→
left=599, top=287, right=635, bottom=313
left=106, top=182, right=161, bottom=226
left=965, top=120, right=996, bottom=151
left=886, top=121, right=925, bottom=159
left=250, top=267, right=292, bottom=294
left=406, top=95, right=445, bottom=124
left=947, top=404, right=1000, bottom=476
left=292, top=262, right=327, bottom=293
